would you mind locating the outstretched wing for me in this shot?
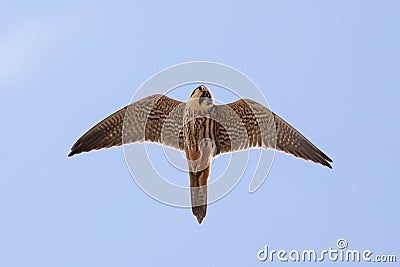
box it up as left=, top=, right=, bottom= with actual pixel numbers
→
left=68, top=94, right=185, bottom=157
left=215, top=99, right=332, bottom=168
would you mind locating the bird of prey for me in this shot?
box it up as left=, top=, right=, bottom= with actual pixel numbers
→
left=68, top=85, right=332, bottom=224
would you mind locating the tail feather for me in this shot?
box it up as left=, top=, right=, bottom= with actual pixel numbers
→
left=189, top=165, right=210, bottom=224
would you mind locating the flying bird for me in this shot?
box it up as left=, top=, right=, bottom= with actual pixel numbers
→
left=68, top=85, right=332, bottom=224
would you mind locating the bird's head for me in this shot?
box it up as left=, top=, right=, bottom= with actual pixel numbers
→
left=189, top=85, right=214, bottom=108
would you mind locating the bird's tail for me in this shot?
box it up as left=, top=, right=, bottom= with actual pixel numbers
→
left=189, top=165, right=210, bottom=224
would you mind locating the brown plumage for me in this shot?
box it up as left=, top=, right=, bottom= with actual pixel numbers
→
left=68, top=95, right=185, bottom=157
left=215, top=99, right=332, bottom=168
left=189, top=165, right=210, bottom=224
left=69, top=85, right=332, bottom=224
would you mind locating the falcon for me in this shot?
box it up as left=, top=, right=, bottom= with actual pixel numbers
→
left=68, top=85, right=332, bottom=224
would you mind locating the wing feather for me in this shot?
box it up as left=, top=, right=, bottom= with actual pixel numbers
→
left=68, top=94, right=185, bottom=156
left=215, top=99, right=332, bottom=168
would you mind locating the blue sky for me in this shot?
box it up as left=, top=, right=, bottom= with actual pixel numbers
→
left=0, top=0, right=399, bottom=266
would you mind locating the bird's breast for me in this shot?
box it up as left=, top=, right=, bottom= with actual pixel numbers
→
left=183, top=108, right=217, bottom=164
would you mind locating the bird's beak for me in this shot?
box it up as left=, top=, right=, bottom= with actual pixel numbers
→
left=199, top=91, right=211, bottom=105
left=199, top=97, right=206, bottom=105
